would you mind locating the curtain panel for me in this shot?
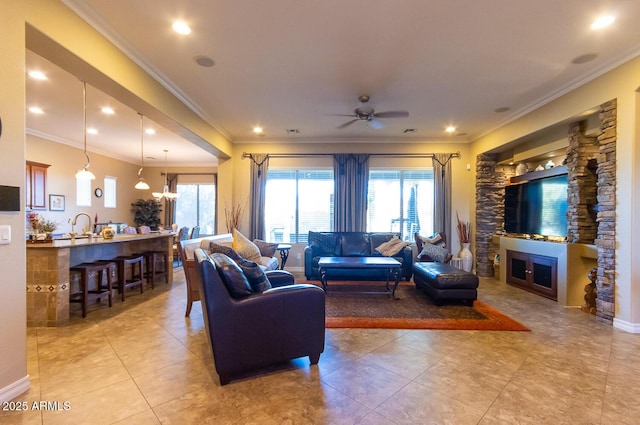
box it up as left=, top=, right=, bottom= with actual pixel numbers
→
left=248, top=154, right=269, bottom=240
left=432, top=154, right=452, bottom=241
left=333, top=154, right=369, bottom=232
left=164, top=173, right=178, bottom=226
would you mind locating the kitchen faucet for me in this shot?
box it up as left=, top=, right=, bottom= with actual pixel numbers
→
left=69, top=212, right=93, bottom=235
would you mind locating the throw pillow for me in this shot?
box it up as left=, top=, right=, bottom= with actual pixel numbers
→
left=418, top=243, right=452, bottom=263
left=375, top=235, right=411, bottom=257
left=233, top=229, right=262, bottom=263
left=211, top=253, right=253, bottom=298
left=237, top=258, right=272, bottom=293
left=418, top=232, right=446, bottom=247
left=253, top=239, right=278, bottom=257
left=208, top=242, right=242, bottom=261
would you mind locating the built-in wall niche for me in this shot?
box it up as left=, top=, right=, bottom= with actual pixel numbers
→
left=494, top=109, right=600, bottom=171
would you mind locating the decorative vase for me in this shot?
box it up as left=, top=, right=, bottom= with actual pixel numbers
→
left=459, top=242, right=473, bottom=272
left=101, top=226, right=115, bottom=239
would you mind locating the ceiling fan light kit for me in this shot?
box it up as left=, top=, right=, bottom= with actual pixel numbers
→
left=336, top=95, right=409, bottom=130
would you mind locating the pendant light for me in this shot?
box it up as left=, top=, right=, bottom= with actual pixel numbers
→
left=134, top=113, right=150, bottom=190
left=152, top=149, right=179, bottom=201
left=75, top=81, right=96, bottom=180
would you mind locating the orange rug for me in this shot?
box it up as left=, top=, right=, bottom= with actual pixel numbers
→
left=305, top=281, right=530, bottom=331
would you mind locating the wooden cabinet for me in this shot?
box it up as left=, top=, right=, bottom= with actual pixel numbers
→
left=26, top=161, right=50, bottom=210
left=506, top=249, right=557, bottom=300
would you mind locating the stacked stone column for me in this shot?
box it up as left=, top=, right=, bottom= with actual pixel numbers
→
left=595, top=99, right=617, bottom=324
left=475, top=154, right=510, bottom=276
left=565, top=121, right=599, bottom=244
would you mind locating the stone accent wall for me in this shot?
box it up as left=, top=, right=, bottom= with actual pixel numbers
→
left=566, top=121, right=599, bottom=244
left=475, top=154, right=511, bottom=276
left=595, top=99, right=617, bottom=324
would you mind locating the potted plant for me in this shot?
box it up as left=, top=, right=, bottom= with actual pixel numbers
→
left=131, top=199, right=162, bottom=230
left=40, top=218, right=58, bottom=240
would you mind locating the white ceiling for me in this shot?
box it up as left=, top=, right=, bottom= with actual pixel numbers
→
left=26, top=0, right=640, bottom=165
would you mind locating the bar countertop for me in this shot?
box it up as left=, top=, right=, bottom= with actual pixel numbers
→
left=26, top=232, right=173, bottom=249
left=27, top=231, right=174, bottom=326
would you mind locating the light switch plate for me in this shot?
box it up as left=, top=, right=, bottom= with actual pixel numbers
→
left=0, top=225, right=11, bottom=245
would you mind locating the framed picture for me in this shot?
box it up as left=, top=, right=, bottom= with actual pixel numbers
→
left=49, top=194, right=65, bottom=211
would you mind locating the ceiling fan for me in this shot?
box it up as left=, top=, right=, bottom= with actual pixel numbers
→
left=335, top=95, right=409, bottom=129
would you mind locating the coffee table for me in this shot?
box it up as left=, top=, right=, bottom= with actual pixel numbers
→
left=317, top=257, right=402, bottom=300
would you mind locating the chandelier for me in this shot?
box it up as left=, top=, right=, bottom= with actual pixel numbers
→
left=152, top=149, right=179, bottom=201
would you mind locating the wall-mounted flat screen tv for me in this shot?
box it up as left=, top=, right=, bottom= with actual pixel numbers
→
left=504, top=174, right=568, bottom=237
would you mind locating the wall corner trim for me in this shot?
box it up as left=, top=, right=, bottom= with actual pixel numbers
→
left=613, top=318, right=640, bottom=334
left=0, top=375, right=30, bottom=404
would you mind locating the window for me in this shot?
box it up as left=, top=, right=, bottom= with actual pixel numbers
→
left=175, top=181, right=216, bottom=236
left=264, top=169, right=334, bottom=243
left=104, top=176, right=117, bottom=208
left=367, top=170, right=434, bottom=241
left=76, top=177, right=91, bottom=207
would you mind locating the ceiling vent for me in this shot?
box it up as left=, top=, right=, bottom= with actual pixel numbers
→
left=286, top=129, right=300, bottom=134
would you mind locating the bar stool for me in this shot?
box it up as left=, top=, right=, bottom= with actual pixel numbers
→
left=140, top=250, right=169, bottom=288
left=113, top=254, right=145, bottom=301
left=70, top=261, right=113, bottom=318
left=135, top=226, right=169, bottom=288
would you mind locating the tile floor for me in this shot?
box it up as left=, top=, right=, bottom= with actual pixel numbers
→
left=3, top=268, right=640, bottom=424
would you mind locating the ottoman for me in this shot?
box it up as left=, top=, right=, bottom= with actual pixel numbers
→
left=413, top=262, right=479, bottom=305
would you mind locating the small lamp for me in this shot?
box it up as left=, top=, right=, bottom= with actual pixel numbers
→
left=75, top=81, right=96, bottom=180
left=134, top=113, right=150, bottom=190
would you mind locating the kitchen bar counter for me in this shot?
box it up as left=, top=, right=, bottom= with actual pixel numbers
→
left=27, top=233, right=173, bottom=327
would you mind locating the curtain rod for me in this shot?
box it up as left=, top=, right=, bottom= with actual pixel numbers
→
left=242, top=152, right=460, bottom=159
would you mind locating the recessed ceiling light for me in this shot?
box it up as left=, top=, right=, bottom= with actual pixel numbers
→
left=172, top=21, right=191, bottom=35
left=87, top=128, right=98, bottom=135
left=28, top=71, right=47, bottom=80
left=572, top=53, right=598, bottom=64
left=101, top=107, right=115, bottom=114
left=591, top=16, right=615, bottom=30
left=445, top=126, right=456, bottom=133
left=28, top=106, right=44, bottom=114
left=194, top=55, right=215, bottom=67
left=495, top=106, right=510, bottom=113
left=253, top=126, right=263, bottom=134
left=145, top=128, right=156, bottom=135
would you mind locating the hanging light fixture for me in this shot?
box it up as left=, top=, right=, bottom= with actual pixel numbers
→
left=134, top=113, right=150, bottom=190
left=152, top=149, right=179, bottom=201
left=75, top=81, right=96, bottom=180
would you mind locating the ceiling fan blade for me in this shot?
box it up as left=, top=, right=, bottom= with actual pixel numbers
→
left=337, top=119, right=359, bottom=129
left=327, top=113, right=357, bottom=117
left=372, top=110, right=409, bottom=119
left=368, top=119, right=385, bottom=129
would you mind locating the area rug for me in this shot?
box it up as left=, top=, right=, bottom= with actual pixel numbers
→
left=304, top=281, right=529, bottom=331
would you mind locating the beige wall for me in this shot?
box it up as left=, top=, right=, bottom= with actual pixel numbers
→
left=27, top=135, right=143, bottom=233
left=470, top=56, right=640, bottom=329
left=27, top=135, right=218, bottom=235
left=231, top=141, right=474, bottom=264
left=0, top=0, right=29, bottom=402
